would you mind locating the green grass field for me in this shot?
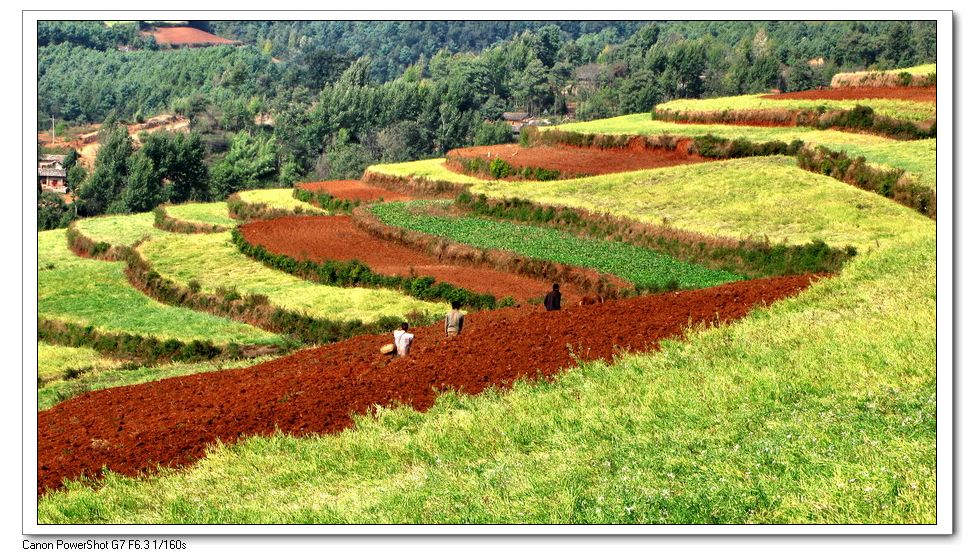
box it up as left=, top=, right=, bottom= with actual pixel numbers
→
left=37, top=221, right=935, bottom=523
left=37, top=349, right=275, bottom=411
left=371, top=201, right=742, bottom=290
left=38, top=229, right=283, bottom=345
left=137, top=231, right=446, bottom=324
left=366, top=159, right=491, bottom=184
left=657, top=94, right=935, bottom=122
left=165, top=202, right=236, bottom=227
left=73, top=212, right=168, bottom=246
left=37, top=343, right=124, bottom=387
left=237, top=188, right=327, bottom=214
left=470, top=157, right=932, bottom=251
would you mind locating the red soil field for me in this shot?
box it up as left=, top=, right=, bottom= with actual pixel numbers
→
left=297, top=180, right=412, bottom=202
left=240, top=215, right=583, bottom=303
left=37, top=274, right=817, bottom=494
left=149, top=27, right=238, bottom=47
left=447, top=142, right=708, bottom=178
left=761, top=86, right=936, bottom=103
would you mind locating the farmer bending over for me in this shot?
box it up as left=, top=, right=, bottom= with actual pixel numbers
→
left=544, top=283, right=562, bottom=311
left=393, top=322, right=414, bottom=357
left=445, top=300, right=465, bottom=337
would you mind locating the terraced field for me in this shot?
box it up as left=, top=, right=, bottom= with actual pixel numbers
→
left=74, top=212, right=168, bottom=246
left=38, top=229, right=282, bottom=345
left=36, top=82, right=938, bottom=524
left=237, top=188, right=327, bottom=214
left=656, top=94, right=935, bottom=122
left=370, top=201, right=742, bottom=290
left=469, top=156, right=931, bottom=250
left=370, top=126, right=935, bottom=192
left=138, top=231, right=446, bottom=324
left=165, top=202, right=236, bottom=227
left=367, top=159, right=491, bottom=184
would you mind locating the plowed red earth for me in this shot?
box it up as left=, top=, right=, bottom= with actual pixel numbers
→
left=447, top=143, right=707, bottom=177
left=37, top=274, right=816, bottom=494
left=149, top=27, right=237, bottom=46
left=297, top=180, right=412, bottom=202
left=240, top=216, right=583, bottom=303
left=761, top=86, right=936, bottom=103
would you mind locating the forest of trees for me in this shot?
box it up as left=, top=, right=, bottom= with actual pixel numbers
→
left=37, top=19, right=937, bottom=230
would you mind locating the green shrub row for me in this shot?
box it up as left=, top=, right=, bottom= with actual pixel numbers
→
left=226, top=193, right=318, bottom=222
left=455, top=192, right=855, bottom=278
left=520, top=126, right=684, bottom=151
left=231, top=228, right=500, bottom=310
left=38, top=318, right=240, bottom=364
left=797, top=146, right=936, bottom=218
left=292, top=188, right=361, bottom=213
left=152, top=206, right=227, bottom=233
left=654, top=104, right=935, bottom=140
left=690, top=134, right=805, bottom=158
left=446, top=155, right=566, bottom=181
left=65, top=224, right=418, bottom=345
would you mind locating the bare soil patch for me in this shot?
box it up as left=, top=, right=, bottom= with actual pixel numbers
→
left=296, top=180, right=412, bottom=202
left=240, top=215, right=579, bottom=303
left=148, top=27, right=238, bottom=47
left=447, top=142, right=708, bottom=179
left=761, top=86, right=936, bottom=103
left=37, top=274, right=817, bottom=494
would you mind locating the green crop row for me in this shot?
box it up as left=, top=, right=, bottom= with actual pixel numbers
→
left=455, top=193, right=854, bottom=278
left=370, top=201, right=743, bottom=291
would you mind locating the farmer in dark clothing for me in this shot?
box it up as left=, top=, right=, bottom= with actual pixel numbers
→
left=544, top=283, right=562, bottom=311
left=445, top=300, right=465, bottom=337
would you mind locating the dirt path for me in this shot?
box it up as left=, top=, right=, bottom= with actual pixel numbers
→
left=37, top=274, right=817, bottom=494
left=297, top=180, right=412, bottom=202
left=240, top=215, right=584, bottom=303
left=761, top=86, right=936, bottom=103
left=446, top=142, right=708, bottom=178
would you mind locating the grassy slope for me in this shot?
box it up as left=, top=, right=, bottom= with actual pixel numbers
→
left=37, top=343, right=123, bottom=386
left=367, top=159, right=491, bottom=184
left=38, top=229, right=282, bottom=345
left=237, top=188, right=327, bottom=213
left=138, top=231, right=446, bottom=324
left=553, top=118, right=935, bottom=189
left=371, top=201, right=742, bottom=290
left=74, top=212, right=168, bottom=246
left=165, top=202, right=236, bottom=227
left=656, top=94, right=935, bottom=122
left=835, top=63, right=937, bottom=79
left=37, top=351, right=275, bottom=411
left=470, top=156, right=928, bottom=251
left=37, top=224, right=935, bottom=523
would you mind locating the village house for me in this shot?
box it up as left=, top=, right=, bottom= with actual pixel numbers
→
left=38, top=154, right=67, bottom=194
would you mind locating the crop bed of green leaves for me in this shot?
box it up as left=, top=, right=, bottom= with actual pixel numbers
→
left=371, top=201, right=742, bottom=290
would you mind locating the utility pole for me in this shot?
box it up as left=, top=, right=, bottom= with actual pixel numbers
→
left=51, top=116, right=55, bottom=143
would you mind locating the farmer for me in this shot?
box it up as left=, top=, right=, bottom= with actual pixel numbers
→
left=543, top=283, right=562, bottom=311
left=393, top=322, right=414, bottom=357
left=445, top=300, right=465, bottom=337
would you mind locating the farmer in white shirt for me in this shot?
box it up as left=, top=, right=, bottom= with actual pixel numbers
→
left=393, top=322, right=414, bottom=357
